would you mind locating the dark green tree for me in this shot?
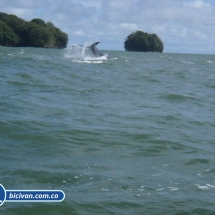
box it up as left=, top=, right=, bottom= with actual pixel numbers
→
left=0, top=12, right=10, bottom=25
left=124, top=31, right=164, bottom=53
left=50, top=27, right=68, bottom=48
left=29, top=27, right=55, bottom=47
left=15, top=22, right=34, bottom=46
left=0, top=20, right=19, bottom=46
left=55, top=32, right=68, bottom=48
left=0, top=12, right=68, bottom=48
left=30, top=18, right=46, bottom=26
left=46, top=22, right=55, bottom=28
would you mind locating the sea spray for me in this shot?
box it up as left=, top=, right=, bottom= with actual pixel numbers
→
left=64, top=42, right=108, bottom=62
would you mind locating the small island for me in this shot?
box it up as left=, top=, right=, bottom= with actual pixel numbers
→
left=124, top=31, right=164, bottom=53
left=0, top=12, right=68, bottom=48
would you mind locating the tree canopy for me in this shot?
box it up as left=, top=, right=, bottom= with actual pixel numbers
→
left=124, top=31, right=164, bottom=53
left=0, top=12, right=68, bottom=48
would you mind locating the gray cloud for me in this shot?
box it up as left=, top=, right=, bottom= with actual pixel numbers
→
left=0, top=0, right=215, bottom=53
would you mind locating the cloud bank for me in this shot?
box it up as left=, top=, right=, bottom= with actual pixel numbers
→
left=1, top=0, right=215, bottom=53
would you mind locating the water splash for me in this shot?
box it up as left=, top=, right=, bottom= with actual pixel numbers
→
left=20, top=49, right=24, bottom=54
left=64, top=42, right=108, bottom=63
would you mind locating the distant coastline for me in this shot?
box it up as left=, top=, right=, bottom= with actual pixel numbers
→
left=0, top=12, right=68, bottom=48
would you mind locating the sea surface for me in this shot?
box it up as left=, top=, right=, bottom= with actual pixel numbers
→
left=0, top=46, right=215, bottom=215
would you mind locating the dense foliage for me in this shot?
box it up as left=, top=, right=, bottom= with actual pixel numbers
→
left=124, top=31, right=164, bottom=53
left=0, top=12, right=68, bottom=48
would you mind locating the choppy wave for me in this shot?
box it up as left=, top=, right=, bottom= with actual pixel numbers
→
left=1, top=47, right=215, bottom=214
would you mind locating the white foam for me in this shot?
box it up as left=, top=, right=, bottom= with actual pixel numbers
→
left=157, top=188, right=165, bottom=191
left=180, top=61, right=195, bottom=65
left=101, top=188, right=109, bottom=192
left=206, top=184, right=215, bottom=188
left=152, top=174, right=162, bottom=177
left=169, top=187, right=179, bottom=191
left=197, top=186, right=209, bottom=190
left=195, top=184, right=209, bottom=190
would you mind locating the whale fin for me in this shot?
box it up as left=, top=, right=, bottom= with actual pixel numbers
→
left=87, top=42, right=100, bottom=49
left=87, top=42, right=104, bottom=57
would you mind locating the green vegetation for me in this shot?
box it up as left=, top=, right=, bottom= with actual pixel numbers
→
left=0, top=12, right=68, bottom=48
left=124, top=31, right=164, bottom=53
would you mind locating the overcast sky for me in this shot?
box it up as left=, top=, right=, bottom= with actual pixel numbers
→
left=1, top=0, right=215, bottom=54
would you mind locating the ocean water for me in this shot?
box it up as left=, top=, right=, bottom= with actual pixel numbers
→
left=0, top=46, right=215, bottom=215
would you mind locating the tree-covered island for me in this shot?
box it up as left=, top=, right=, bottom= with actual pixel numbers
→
left=0, top=12, right=68, bottom=48
left=124, top=31, right=164, bottom=53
